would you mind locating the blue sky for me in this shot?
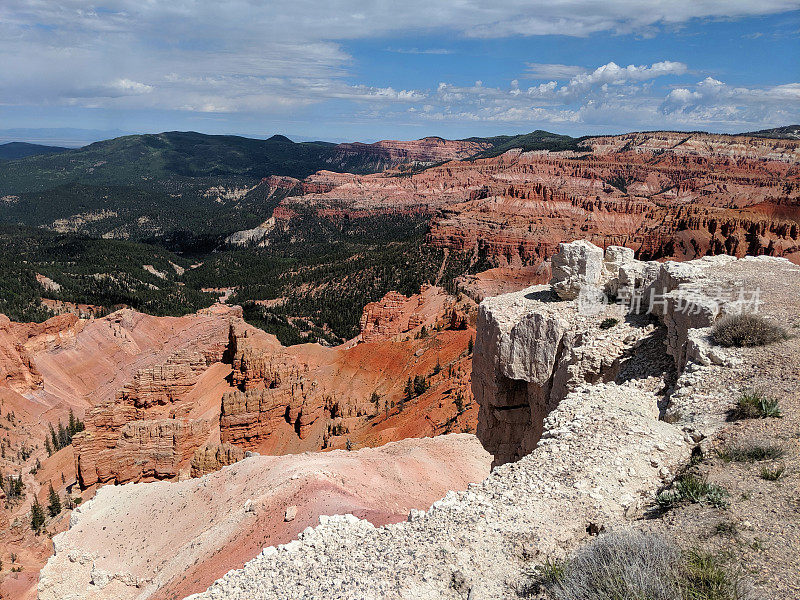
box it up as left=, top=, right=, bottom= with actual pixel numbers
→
left=1, top=1, right=799, bottom=145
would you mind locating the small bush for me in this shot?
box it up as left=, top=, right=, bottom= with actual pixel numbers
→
left=599, top=318, right=619, bottom=330
left=717, top=441, right=784, bottom=463
left=684, top=550, right=751, bottom=600
left=656, top=474, right=729, bottom=510
left=714, top=520, right=738, bottom=537
left=711, top=314, right=787, bottom=348
left=527, top=532, right=752, bottom=600
left=728, top=390, right=781, bottom=420
left=542, top=531, right=685, bottom=600
left=533, top=557, right=567, bottom=589
left=759, top=464, right=786, bottom=481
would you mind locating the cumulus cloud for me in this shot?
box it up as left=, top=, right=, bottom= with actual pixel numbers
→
left=417, top=62, right=800, bottom=129
left=661, top=77, right=800, bottom=123
left=435, top=61, right=686, bottom=107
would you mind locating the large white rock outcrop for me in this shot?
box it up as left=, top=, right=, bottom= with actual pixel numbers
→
left=473, top=241, right=798, bottom=466
left=550, top=239, right=605, bottom=299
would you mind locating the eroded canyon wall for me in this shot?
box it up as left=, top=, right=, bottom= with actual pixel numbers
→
left=256, top=131, right=799, bottom=268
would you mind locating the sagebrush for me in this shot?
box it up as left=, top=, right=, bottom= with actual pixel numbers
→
left=530, top=531, right=751, bottom=600
left=711, top=314, right=787, bottom=348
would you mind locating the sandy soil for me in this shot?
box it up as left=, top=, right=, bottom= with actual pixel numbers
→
left=37, top=434, right=492, bottom=600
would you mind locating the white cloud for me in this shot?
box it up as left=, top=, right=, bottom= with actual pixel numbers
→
left=416, top=62, right=800, bottom=129
left=662, top=77, right=800, bottom=123
left=553, top=61, right=687, bottom=101
left=525, top=63, right=587, bottom=79
left=111, top=79, right=153, bottom=95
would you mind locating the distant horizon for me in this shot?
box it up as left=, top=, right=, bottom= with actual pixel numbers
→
left=1, top=123, right=798, bottom=150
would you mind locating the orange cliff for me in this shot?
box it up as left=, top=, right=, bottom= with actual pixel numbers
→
left=0, top=290, right=486, bottom=600
left=0, top=279, right=525, bottom=600
left=0, top=304, right=243, bottom=600
left=332, top=136, right=494, bottom=170
left=219, top=284, right=479, bottom=455
left=1, top=279, right=505, bottom=600
left=64, top=285, right=480, bottom=491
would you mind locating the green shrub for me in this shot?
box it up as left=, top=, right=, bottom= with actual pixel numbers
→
left=684, top=550, right=751, bottom=600
left=759, top=464, right=786, bottom=481
left=711, top=314, right=787, bottom=348
left=522, top=532, right=752, bottom=600
left=656, top=474, right=729, bottom=510
left=599, top=318, right=619, bottom=330
left=728, top=390, right=781, bottom=420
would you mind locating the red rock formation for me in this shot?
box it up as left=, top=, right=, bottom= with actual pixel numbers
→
left=190, top=443, right=247, bottom=477
left=359, top=285, right=451, bottom=342
left=219, top=288, right=479, bottom=455
left=0, top=313, right=84, bottom=393
left=332, top=136, right=493, bottom=171
left=273, top=131, right=800, bottom=268
left=74, top=412, right=212, bottom=486
left=73, top=344, right=236, bottom=487
left=61, top=306, right=246, bottom=488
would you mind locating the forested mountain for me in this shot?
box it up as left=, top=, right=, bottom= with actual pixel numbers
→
left=0, top=142, right=69, bottom=161
left=0, top=132, right=340, bottom=194
left=0, top=226, right=213, bottom=322
left=741, top=125, right=800, bottom=139
left=0, top=131, right=506, bottom=244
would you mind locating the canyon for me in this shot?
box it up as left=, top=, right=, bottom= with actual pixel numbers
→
left=0, top=129, right=799, bottom=599
left=0, top=280, right=488, bottom=598
left=170, top=243, right=800, bottom=599
left=28, top=240, right=799, bottom=599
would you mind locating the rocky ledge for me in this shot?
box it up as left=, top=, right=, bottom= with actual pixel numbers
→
left=186, top=242, right=798, bottom=599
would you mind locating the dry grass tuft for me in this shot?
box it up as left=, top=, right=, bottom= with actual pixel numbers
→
left=525, top=531, right=752, bottom=600
left=711, top=314, right=787, bottom=348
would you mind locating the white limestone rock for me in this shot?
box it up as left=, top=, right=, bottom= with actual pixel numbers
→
left=550, top=240, right=605, bottom=300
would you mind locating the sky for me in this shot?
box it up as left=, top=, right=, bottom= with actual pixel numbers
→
left=1, top=1, right=799, bottom=145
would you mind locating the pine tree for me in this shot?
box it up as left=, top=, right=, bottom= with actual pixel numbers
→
left=404, top=377, right=413, bottom=402
left=47, top=483, right=61, bottom=517
left=30, top=498, right=45, bottom=533
left=413, top=375, right=428, bottom=396
left=57, top=421, right=68, bottom=449
left=45, top=437, right=52, bottom=456
left=68, top=409, right=76, bottom=434
left=49, top=424, right=58, bottom=452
